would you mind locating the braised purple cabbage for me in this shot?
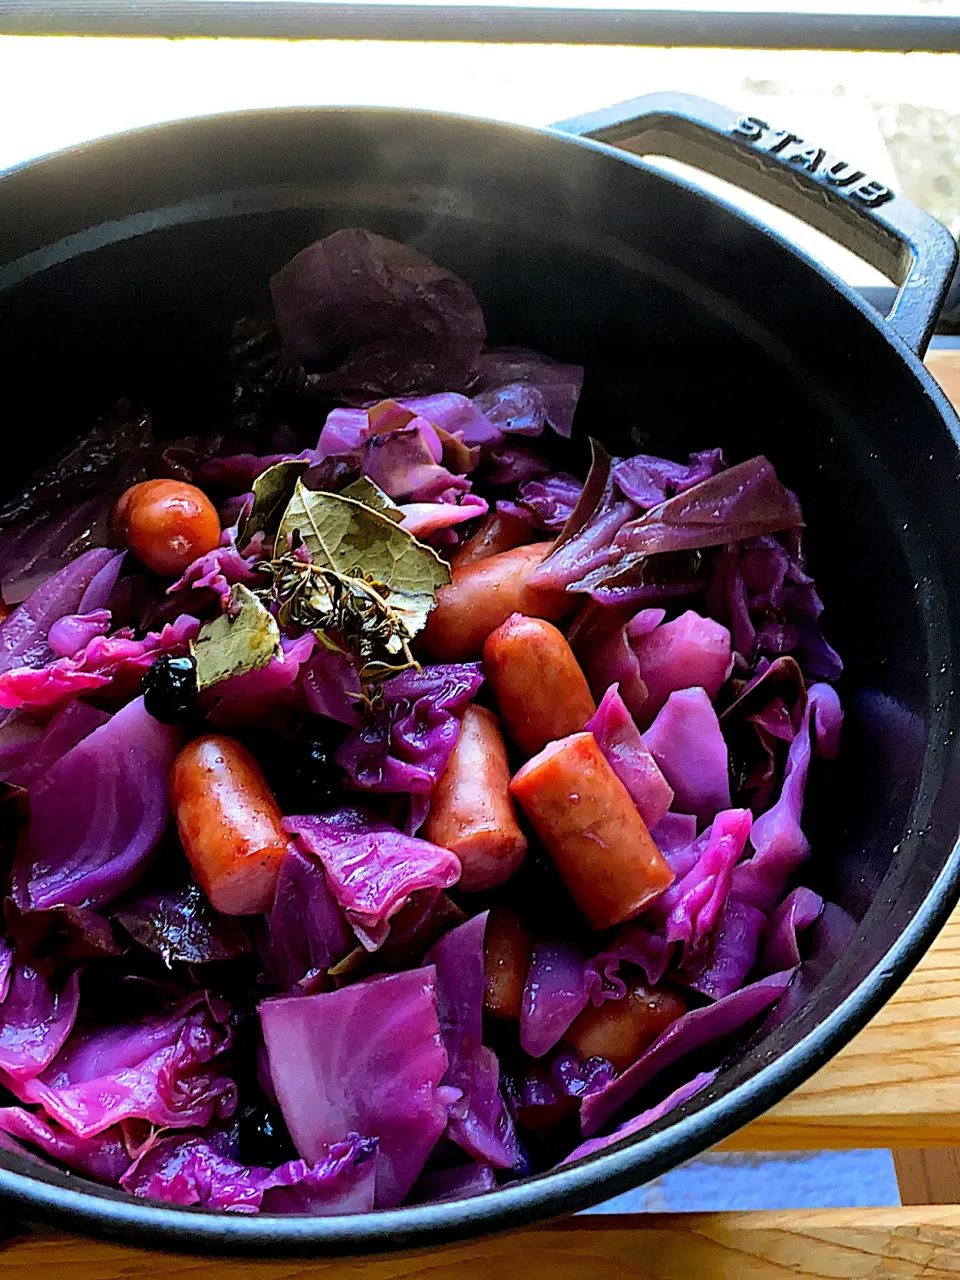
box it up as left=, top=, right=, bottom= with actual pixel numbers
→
left=0, top=228, right=847, bottom=1212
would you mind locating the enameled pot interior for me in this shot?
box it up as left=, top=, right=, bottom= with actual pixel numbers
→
left=0, top=109, right=959, bottom=1251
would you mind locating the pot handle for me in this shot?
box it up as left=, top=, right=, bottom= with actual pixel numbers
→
left=553, top=91, right=958, bottom=357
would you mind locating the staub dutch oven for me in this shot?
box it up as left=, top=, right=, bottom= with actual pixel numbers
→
left=0, top=92, right=958, bottom=1255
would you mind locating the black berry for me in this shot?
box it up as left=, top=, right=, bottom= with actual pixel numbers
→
left=142, top=654, right=198, bottom=724
left=292, top=735, right=343, bottom=809
left=238, top=1105, right=299, bottom=1168
left=263, top=723, right=346, bottom=814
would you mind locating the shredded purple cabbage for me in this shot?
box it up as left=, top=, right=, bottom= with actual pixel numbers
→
left=0, top=1107, right=133, bottom=1183
left=0, top=964, right=80, bottom=1082
left=0, top=701, right=109, bottom=787
left=586, top=684, right=674, bottom=828
left=13, top=697, right=181, bottom=912
left=121, top=1129, right=378, bottom=1215
left=0, top=229, right=845, bottom=1212
left=0, top=548, right=116, bottom=687
left=259, top=842, right=352, bottom=989
left=414, top=1161, right=499, bottom=1203
left=284, top=809, right=461, bottom=951
left=564, top=1070, right=717, bottom=1163
left=426, top=913, right=519, bottom=1168
left=8, top=994, right=235, bottom=1137
left=0, top=614, right=200, bottom=711
left=271, top=228, right=487, bottom=397
left=260, top=967, right=451, bottom=1208
left=168, top=529, right=265, bottom=609
left=498, top=472, right=582, bottom=532
left=644, top=687, right=732, bottom=826
left=336, top=663, right=483, bottom=830
left=520, top=939, right=589, bottom=1060
left=762, top=886, right=824, bottom=973
left=471, top=348, right=584, bottom=439
left=580, top=970, right=796, bottom=1135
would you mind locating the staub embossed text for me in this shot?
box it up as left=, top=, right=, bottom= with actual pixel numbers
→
left=731, top=116, right=895, bottom=209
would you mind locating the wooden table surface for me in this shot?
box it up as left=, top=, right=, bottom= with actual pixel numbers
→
left=1, top=347, right=958, bottom=1278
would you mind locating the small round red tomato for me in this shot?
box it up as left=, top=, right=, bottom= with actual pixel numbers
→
left=113, top=480, right=221, bottom=576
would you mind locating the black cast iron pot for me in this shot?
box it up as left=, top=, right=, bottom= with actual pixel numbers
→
left=0, top=93, right=958, bottom=1255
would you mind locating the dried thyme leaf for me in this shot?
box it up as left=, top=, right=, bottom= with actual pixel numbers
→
left=261, top=555, right=420, bottom=685
left=239, top=457, right=310, bottom=547
left=275, top=480, right=450, bottom=641
left=192, top=584, right=281, bottom=691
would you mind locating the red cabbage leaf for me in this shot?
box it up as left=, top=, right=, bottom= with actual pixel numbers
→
left=303, top=647, right=363, bottom=727
left=520, top=938, right=589, bottom=1059
left=10, top=993, right=235, bottom=1137
left=646, top=809, right=752, bottom=965
left=609, top=457, right=804, bottom=560
left=414, top=1162, right=498, bottom=1203
left=0, top=963, right=80, bottom=1082
left=0, top=614, right=200, bottom=712
left=497, top=472, right=582, bottom=532
left=586, top=684, right=674, bottom=828
left=271, top=229, right=486, bottom=398
left=471, top=347, right=584, bottom=439
left=563, top=1069, right=717, bottom=1163
left=259, top=842, right=352, bottom=990
left=611, top=450, right=725, bottom=509
left=762, top=886, right=824, bottom=972
left=731, top=687, right=837, bottom=912
left=679, top=898, right=766, bottom=1001
left=335, top=663, right=482, bottom=829
left=580, top=969, right=796, bottom=1135
left=632, top=610, right=732, bottom=726
left=482, top=444, right=551, bottom=487
left=644, top=687, right=731, bottom=826
left=0, top=701, right=109, bottom=787
left=13, top=697, right=181, bottom=912
left=585, top=924, right=672, bottom=1000
left=113, top=884, right=251, bottom=967
left=260, top=966, right=451, bottom=1207
left=568, top=604, right=649, bottom=722
left=168, top=529, right=265, bottom=610
left=47, top=609, right=112, bottom=658
left=121, top=1129, right=378, bottom=1216
left=0, top=1107, right=132, bottom=1184
left=706, top=532, right=842, bottom=681
left=284, top=809, right=460, bottom=951
left=0, top=547, right=116, bottom=683
left=425, top=913, right=519, bottom=1169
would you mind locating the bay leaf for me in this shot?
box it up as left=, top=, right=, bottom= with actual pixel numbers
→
left=275, top=480, right=450, bottom=641
left=192, top=583, right=281, bottom=691
left=339, top=476, right=405, bottom=523
left=239, top=457, right=310, bottom=547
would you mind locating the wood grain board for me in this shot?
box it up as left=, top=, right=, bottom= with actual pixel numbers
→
left=894, top=1151, right=960, bottom=1207
left=7, top=1212, right=960, bottom=1280
left=720, top=909, right=960, bottom=1150
left=0, top=347, right=956, bottom=1276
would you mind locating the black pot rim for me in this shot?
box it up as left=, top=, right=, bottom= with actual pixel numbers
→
left=1, top=104, right=959, bottom=1256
